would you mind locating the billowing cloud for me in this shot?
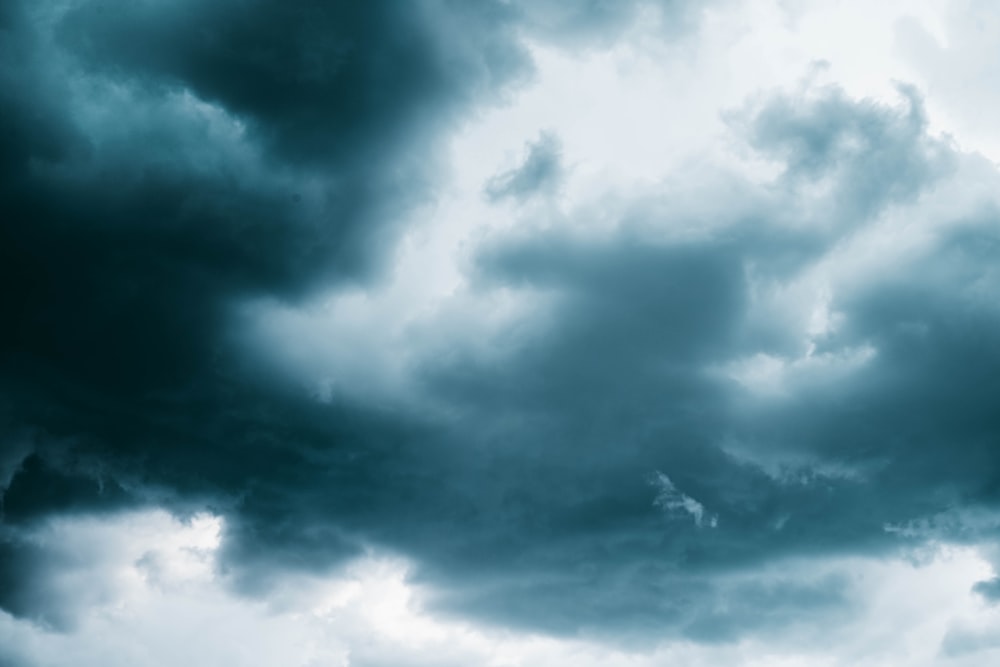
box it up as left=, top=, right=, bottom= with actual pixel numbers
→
left=2, top=509, right=999, bottom=667
left=3, top=0, right=1000, bottom=665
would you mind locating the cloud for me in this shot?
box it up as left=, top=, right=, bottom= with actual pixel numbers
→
left=735, top=81, right=956, bottom=228
left=0, top=0, right=726, bottom=633
left=2, top=509, right=998, bottom=667
left=484, top=132, right=564, bottom=202
left=9, top=64, right=998, bottom=641
left=395, top=81, right=1000, bottom=635
left=896, top=0, right=1000, bottom=160
left=651, top=471, right=718, bottom=528
left=4, top=0, right=1000, bottom=659
left=0, top=0, right=531, bottom=624
left=509, top=0, right=710, bottom=49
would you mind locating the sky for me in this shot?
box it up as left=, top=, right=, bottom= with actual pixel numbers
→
left=2, top=1, right=1000, bottom=665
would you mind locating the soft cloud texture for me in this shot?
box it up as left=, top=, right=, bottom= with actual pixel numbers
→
left=3, top=0, right=1000, bottom=664
left=2, top=510, right=999, bottom=667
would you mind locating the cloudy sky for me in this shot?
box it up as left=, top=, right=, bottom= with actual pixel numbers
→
left=3, top=0, right=1000, bottom=665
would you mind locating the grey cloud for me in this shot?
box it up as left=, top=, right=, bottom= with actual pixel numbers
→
left=738, top=82, right=955, bottom=224
left=733, top=222, right=1000, bottom=508
left=0, top=537, right=70, bottom=631
left=0, top=0, right=531, bottom=627
left=398, top=84, right=1000, bottom=636
left=940, top=623, right=1000, bottom=659
left=512, top=0, right=710, bottom=48
left=3, top=0, right=1000, bottom=653
left=485, top=132, right=563, bottom=202
left=973, top=577, right=1000, bottom=602
left=56, top=0, right=529, bottom=165
left=1, top=455, right=131, bottom=526
left=128, top=83, right=999, bottom=641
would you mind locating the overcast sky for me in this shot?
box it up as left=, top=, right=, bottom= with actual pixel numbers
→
left=3, top=1, right=1000, bottom=665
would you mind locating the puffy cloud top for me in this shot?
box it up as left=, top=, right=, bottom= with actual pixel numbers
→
left=3, top=1, right=1000, bottom=665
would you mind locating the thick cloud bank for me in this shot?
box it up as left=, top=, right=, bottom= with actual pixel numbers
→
left=3, top=0, right=1000, bottom=664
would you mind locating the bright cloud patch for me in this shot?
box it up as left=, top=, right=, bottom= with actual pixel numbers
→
left=2, top=511, right=1000, bottom=666
left=651, top=471, right=718, bottom=528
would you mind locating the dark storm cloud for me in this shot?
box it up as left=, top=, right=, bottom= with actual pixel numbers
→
left=0, top=0, right=722, bottom=634
left=0, top=0, right=514, bottom=395
left=729, top=211, right=1000, bottom=494
left=0, top=454, right=131, bottom=525
left=0, top=0, right=530, bottom=624
left=56, top=0, right=526, bottom=164
left=396, top=85, right=1000, bottom=637
left=4, top=0, right=1000, bottom=652
left=396, top=224, right=891, bottom=637
left=0, top=537, right=68, bottom=630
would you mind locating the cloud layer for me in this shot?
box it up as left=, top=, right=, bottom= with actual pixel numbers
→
left=3, top=0, right=1000, bottom=664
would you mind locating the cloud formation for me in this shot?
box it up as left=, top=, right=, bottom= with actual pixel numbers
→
left=485, top=132, right=564, bottom=202
left=3, top=0, right=1000, bottom=664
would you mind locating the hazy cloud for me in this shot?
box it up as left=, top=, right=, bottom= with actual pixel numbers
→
left=485, top=132, right=563, bottom=201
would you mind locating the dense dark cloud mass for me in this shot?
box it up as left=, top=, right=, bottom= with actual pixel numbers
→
left=57, top=1, right=524, bottom=163
left=402, top=85, right=1000, bottom=635
left=3, top=0, right=1000, bottom=661
left=0, top=0, right=530, bottom=623
left=1, top=0, right=525, bottom=445
left=1, top=0, right=527, bottom=394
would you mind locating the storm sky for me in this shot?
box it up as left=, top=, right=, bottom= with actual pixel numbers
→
left=3, top=1, right=1000, bottom=665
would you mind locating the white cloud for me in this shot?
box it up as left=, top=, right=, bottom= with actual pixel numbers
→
left=3, top=510, right=1000, bottom=666
left=650, top=471, right=718, bottom=528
